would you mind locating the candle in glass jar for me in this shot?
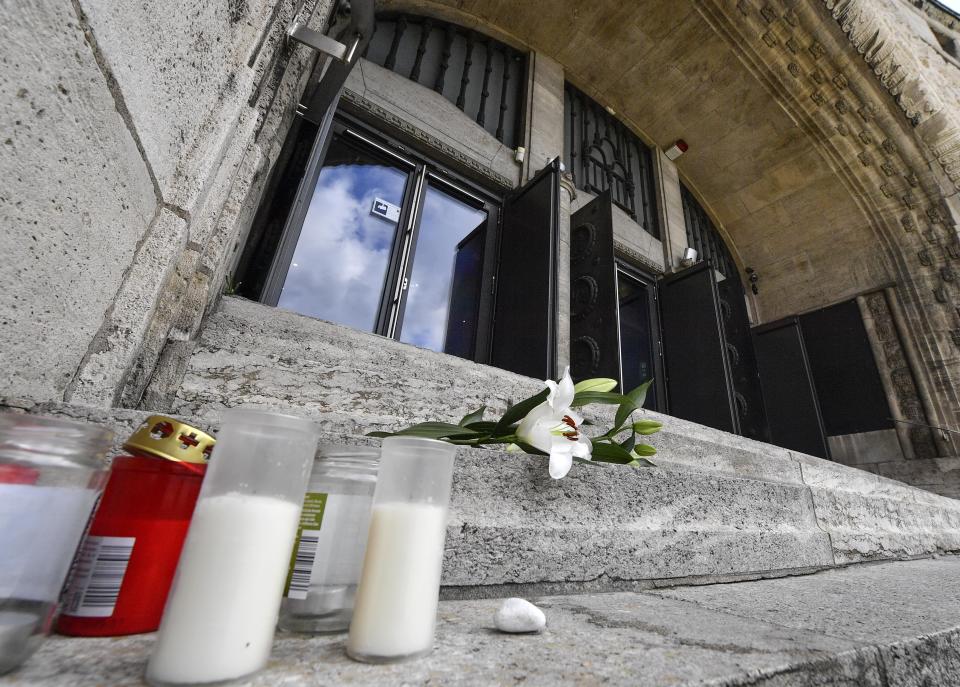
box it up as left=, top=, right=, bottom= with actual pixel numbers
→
left=347, top=502, right=447, bottom=658
left=346, top=437, right=456, bottom=663
left=146, top=492, right=299, bottom=685
left=145, top=409, right=319, bottom=687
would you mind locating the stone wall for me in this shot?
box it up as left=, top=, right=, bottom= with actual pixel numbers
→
left=0, top=0, right=334, bottom=408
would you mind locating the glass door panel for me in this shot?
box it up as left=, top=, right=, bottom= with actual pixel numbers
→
left=617, top=270, right=658, bottom=410
left=277, top=133, right=411, bottom=332
left=398, top=183, right=488, bottom=356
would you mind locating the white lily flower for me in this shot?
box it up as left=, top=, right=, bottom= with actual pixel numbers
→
left=516, top=367, right=592, bottom=479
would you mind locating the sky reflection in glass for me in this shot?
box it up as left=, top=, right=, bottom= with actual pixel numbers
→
left=278, top=161, right=407, bottom=331
left=399, top=186, right=487, bottom=352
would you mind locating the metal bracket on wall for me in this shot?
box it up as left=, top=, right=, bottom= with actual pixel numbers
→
left=287, top=21, right=361, bottom=63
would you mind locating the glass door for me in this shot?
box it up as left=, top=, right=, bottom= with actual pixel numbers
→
left=270, top=130, right=415, bottom=333
left=257, top=121, right=499, bottom=362
left=616, top=267, right=662, bottom=411
left=397, top=176, right=490, bottom=357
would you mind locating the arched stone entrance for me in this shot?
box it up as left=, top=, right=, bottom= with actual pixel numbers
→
left=375, top=0, right=960, bottom=457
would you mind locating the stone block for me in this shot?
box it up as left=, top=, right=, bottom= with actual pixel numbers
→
left=867, top=456, right=960, bottom=500
left=66, top=208, right=189, bottom=407
left=0, top=1, right=157, bottom=402
left=828, top=430, right=906, bottom=466
left=74, top=0, right=316, bottom=211
left=14, top=558, right=960, bottom=686
left=344, top=59, right=520, bottom=187
left=442, top=450, right=833, bottom=590
left=654, top=557, right=960, bottom=646
left=523, top=53, right=565, bottom=180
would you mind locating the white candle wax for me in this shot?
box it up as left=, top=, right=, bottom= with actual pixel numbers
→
left=347, top=502, right=448, bottom=660
left=146, top=492, right=300, bottom=686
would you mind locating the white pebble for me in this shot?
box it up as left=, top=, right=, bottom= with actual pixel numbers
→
left=494, top=597, right=546, bottom=633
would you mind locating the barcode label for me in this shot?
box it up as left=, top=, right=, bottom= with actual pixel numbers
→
left=286, top=529, right=320, bottom=600
left=63, top=536, right=135, bottom=617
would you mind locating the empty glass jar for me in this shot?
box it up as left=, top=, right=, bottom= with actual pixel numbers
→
left=279, top=445, right=379, bottom=634
left=0, top=414, right=112, bottom=674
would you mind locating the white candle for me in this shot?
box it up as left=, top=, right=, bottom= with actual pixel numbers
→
left=146, top=492, right=300, bottom=686
left=347, top=502, right=448, bottom=660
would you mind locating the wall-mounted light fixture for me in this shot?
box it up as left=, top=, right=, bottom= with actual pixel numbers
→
left=745, top=267, right=759, bottom=295
left=680, top=247, right=698, bottom=268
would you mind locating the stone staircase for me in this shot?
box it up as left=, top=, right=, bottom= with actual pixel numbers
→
left=7, top=295, right=960, bottom=685
left=152, top=296, right=960, bottom=594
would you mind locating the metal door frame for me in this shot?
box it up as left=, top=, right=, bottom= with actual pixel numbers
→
left=261, top=113, right=503, bottom=362
left=614, top=262, right=666, bottom=409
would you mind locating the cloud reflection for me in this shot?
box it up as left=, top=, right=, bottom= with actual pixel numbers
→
left=399, top=187, right=486, bottom=351
left=277, top=164, right=406, bottom=331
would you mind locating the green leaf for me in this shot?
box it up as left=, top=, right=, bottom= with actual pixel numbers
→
left=619, top=432, right=636, bottom=452
left=628, top=457, right=657, bottom=468
left=573, top=378, right=618, bottom=394
left=571, top=391, right=631, bottom=407
left=494, top=389, right=549, bottom=434
left=366, top=431, right=393, bottom=438
left=459, top=406, right=486, bottom=427
left=613, top=380, right=655, bottom=431
left=633, top=419, right=663, bottom=435
left=463, top=420, right=498, bottom=434
left=590, top=440, right=635, bottom=464
left=626, top=379, right=654, bottom=408
left=614, top=399, right=638, bottom=432
left=633, top=444, right=657, bottom=457
left=395, top=422, right=481, bottom=440
left=513, top=441, right=549, bottom=457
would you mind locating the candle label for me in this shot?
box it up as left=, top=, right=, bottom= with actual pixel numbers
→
left=284, top=493, right=328, bottom=599
left=62, top=536, right=136, bottom=617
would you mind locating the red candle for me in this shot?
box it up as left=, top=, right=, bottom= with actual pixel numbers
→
left=57, top=417, right=214, bottom=637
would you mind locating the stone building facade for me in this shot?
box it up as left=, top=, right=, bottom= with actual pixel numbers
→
left=10, top=0, right=960, bottom=650
left=8, top=0, right=960, bottom=494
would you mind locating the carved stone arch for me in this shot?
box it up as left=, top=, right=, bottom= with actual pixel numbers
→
left=385, top=0, right=960, bottom=451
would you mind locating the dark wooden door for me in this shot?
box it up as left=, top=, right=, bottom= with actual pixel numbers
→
left=659, top=262, right=737, bottom=433
left=489, top=159, right=560, bottom=379
left=569, top=190, right=620, bottom=384
left=752, top=318, right=830, bottom=458
left=717, top=274, right=769, bottom=442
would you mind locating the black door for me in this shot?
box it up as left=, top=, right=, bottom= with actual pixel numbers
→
left=659, top=262, right=737, bottom=433
left=717, top=272, right=768, bottom=442
left=569, top=191, right=619, bottom=384
left=752, top=318, right=830, bottom=458
left=489, top=159, right=560, bottom=379
left=799, top=301, right=892, bottom=438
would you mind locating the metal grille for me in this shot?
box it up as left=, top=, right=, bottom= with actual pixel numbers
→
left=563, top=84, right=659, bottom=239
left=680, top=183, right=738, bottom=281
left=364, top=14, right=527, bottom=147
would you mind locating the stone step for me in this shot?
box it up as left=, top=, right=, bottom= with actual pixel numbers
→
left=9, top=397, right=960, bottom=596
left=166, top=297, right=823, bottom=481
left=10, top=557, right=960, bottom=686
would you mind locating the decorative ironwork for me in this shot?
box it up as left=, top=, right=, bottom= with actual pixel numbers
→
left=680, top=184, right=739, bottom=282
left=563, top=83, right=659, bottom=238
left=364, top=14, right=527, bottom=147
